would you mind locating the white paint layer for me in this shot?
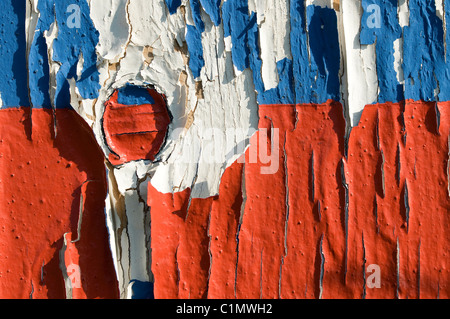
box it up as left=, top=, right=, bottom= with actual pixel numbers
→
left=393, top=38, right=405, bottom=85
left=83, top=0, right=258, bottom=199
left=340, top=0, right=379, bottom=126
left=398, top=0, right=410, bottom=27
left=249, top=0, right=291, bottom=90
left=306, top=0, right=334, bottom=8
left=90, top=0, right=130, bottom=62
left=436, top=0, right=444, bottom=20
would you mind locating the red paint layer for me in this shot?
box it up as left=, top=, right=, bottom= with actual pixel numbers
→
left=346, top=101, right=450, bottom=299
left=103, top=89, right=171, bottom=165
left=233, top=102, right=347, bottom=299
left=208, top=161, right=244, bottom=298
left=0, top=107, right=119, bottom=299
left=149, top=161, right=245, bottom=299
left=63, top=232, right=87, bottom=299
left=148, top=100, right=450, bottom=299
left=148, top=185, right=212, bottom=299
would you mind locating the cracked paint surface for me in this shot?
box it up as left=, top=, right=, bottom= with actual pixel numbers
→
left=0, top=108, right=118, bottom=298
left=0, top=0, right=449, bottom=299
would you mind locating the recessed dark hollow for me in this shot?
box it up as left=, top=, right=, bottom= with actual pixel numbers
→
left=102, top=84, right=172, bottom=165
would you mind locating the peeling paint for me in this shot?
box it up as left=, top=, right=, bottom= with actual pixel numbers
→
left=0, top=0, right=449, bottom=300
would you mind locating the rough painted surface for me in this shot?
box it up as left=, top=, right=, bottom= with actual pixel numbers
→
left=0, top=1, right=29, bottom=107
left=149, top=101, right=450, bottom=299
left=0, top=0, right=449, bottom=299
left=0, top=108, right=118, bottom=298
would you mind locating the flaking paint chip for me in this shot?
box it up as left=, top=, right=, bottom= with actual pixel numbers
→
left=184, top=110, right=195, bottom=130
left=143, top=46, right=154, bottom=65
left=195, top=81, right=204, bottom=100
left=333, top=0, right=340, bottom=11
left=179, top=71, right=188, bottom=86
left=108, top=62, right=119, bottom=71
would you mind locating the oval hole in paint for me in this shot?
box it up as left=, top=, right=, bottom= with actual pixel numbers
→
left=102, top=84, right=171, bottom=165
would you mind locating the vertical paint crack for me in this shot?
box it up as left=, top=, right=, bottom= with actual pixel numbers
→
left=362, top=232, right=366, bottom=299
left=206, top=207, right=212, bottom=298
left=380, top=148, right=386, bottom=198
left=447, top=134, right=450, bottom=197
left=29, top=280, right=34, bottom=299
left=376, top=109, right=381, bottom=150
left=175, top=244, right=181, bottom=298
left=310, top=150, right=315, bottom=203
left=259, top=248, right=264, bottom=299
left=396, top=142, right=402, bottom=186
left=59, top=234, right=72, bottom=299
left=234, top=161, right=246, bottom=298
left=396, top=237, right=400, bottom=299
left=417, top=239, right=421, bottom=299
left=319, top=234, right=325, bottom=299
left=283, top=134, right=290, bottom=257
left=373, top=195, right=379, bottom=234
left=72, top=180, right=91, bottom=243
left=402, top=181, right=410, bottom=233
left=435, top=102, right=441, bottom=135
left=341, top=159, right=349, bottom=282
left=280, top=131, right=290, bottom=298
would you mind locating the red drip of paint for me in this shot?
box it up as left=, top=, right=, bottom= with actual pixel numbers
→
left=148, top=161, right=244, bottom=299
left=103, top=88, right=171, bottom=165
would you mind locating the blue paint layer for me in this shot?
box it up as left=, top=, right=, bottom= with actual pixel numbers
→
left=52, top=0, right=100, bottom=107
left=117, top=85, right=155, bottom=105
left=0, top=0, right=30, bottom=107
left=186, top=24, right=205, bottom=78
left=289, top=0, right=310, bottom=104
left=129, top=280, right=154, bottom=299
left=360, top=0, right=450, bottom=103
left=26, top=0, right=101, bottom=109
left=306, top=5, right=340, bottom=103
left=247, top=12, right=264, bottom=96
left=222, top=0, right=252, bottom=72
left=28, top=0, right=54, bottom=108
left=360, top=0, right=403, bottom=103
left=248, top=13, right=294, bottom=105
left=248, top=3, right=340, bottom=105
left=186, top=0, right=206, bottom=78
left=165, top=0, right=181, bottom=15
left=261, top=58, right=296, bottom=105
left=199, top=0, right=221, bottom=26
left=403, top=0, right=448, bottom=101
left=28, top=34, right=52, bottom=108
left=9, top=0, right=450, bottom=111
left=180, top=0, right=450, bottom=105
left=190, top=0, right=205, bottom=32
left=446, top=0, right=450, bottom=62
